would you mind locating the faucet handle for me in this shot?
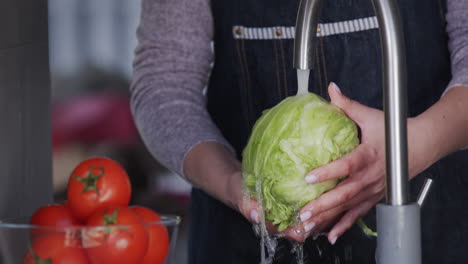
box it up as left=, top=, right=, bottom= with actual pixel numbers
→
left=416, top=178, right=433, bottom=207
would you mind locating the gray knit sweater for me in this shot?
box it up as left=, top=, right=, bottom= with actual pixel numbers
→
left=130, top=0, right=468, bottom=177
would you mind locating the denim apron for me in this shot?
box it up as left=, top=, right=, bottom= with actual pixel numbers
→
left=189, top=0, right=468, bottom=263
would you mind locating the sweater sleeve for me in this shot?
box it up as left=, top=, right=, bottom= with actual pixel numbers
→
left=445, top=0, right=468, bottom=93
left=130, top=0, right=234, bottom=177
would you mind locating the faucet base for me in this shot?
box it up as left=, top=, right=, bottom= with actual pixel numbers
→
left=376, top=203, right=421, bottom=264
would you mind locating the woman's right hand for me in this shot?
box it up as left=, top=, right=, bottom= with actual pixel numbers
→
left=228, top=170, right=262, bottom=224
left=232, top=171, right=312, bottom=242
left=230, top=172, right=279, bottom=234
left=183, top=142, right=306, bottom=240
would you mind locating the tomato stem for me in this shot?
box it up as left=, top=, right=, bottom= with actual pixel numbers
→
left=73, top=166, right=105, bottom=194
left=29, top=247, right=52, bottom=264
left=102, top=208, right=120, bottom=236
left=103, top=208, right=119, bottom=225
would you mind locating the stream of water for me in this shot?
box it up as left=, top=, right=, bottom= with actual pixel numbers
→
left=254, top=180, right=278, bottom=264
left=296, top=69, right=310, bottom=96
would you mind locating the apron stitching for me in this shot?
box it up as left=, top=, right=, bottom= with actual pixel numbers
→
left=235, top=39, right=252, bottom=129
left=315, top=44, right=323, bottom=97
left=279, top=39, right=289, bottom=97
left=320, top=37, right=329, bottom=99
left=240, top=38, right=255, bottom=127
left=437, top=0, right=446, bottom=24
left=232, top=16, right=379, bottom=40
left=273, top=40, right=283, bottom=100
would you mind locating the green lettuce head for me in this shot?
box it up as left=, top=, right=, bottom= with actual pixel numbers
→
left=242, top=93, right=359, bottom=231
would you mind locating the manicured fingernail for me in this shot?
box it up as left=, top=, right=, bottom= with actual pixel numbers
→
left=330, top=82, right=341, bottom=94
left=330, top=235, right=338, bottom=245
left=300, top=211, right=312, bottom=222
left=304, top=222, right=316, bottom=232
left=305, top=174, right=318, bottom=184
left=250, top=209, right=260, bottom=224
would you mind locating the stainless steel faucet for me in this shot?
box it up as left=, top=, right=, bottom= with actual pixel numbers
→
left=293, top=1, right=421, bottom=263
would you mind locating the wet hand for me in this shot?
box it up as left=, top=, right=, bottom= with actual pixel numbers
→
left=298, top=83, right=386, bottom=244
left=239, top=199, right=311, bottom=242
left=234, top=174, right=307, bottom=239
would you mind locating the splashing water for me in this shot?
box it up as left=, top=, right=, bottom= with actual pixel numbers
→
left=315, top=243, right=322, bottom=258
left=344, top=245, right=353, bottom=262
left=334, top=256, right=341, bottom=264
left=312, top=231, right=329, bottom=241
left=296, top=69, right=310, bottom=95
left=249, top=179, right=314, bottom=264
left=292, top=242, right=305, bottom=264
left=254, top=180, right=278, bottom=264
left=246, top=168, right=356, bottom=264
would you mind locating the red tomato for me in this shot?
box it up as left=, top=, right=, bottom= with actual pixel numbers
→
left=30, top=203, right=81, bottom=227
left=29, top=203, right=82, bottom=240
left=83, top=206, right=148, bottom=264
left=23, top=233, right=88, bottom=264
left=131, top=206, right=170, bottom=264
left=67, top=157, right=131, bottom=221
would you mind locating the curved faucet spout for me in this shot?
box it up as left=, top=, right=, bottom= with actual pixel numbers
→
left=293, top=0, right=409, bottom=206
left=293, top=1, right=421, bottom=263
left=293, top=0, right=322, bottom=70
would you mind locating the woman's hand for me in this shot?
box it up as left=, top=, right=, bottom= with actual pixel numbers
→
left=234, top=172, right=310, bottom=240
left=296, top=83, right=397, bottom=244
left=297, top=84, right=468, bottom=245
left=242, top=82, right=392, bottom=242
left=295, top=82, right=444, bottom=244
left=240, top=82, right=389, bottom=243
left=232, top=172, right=289, bottom=233
left=230, top=171, right=261, bottom=224
left=184, top=142, right=307, bottom=239
left=184, top=85, right=468, bottom=243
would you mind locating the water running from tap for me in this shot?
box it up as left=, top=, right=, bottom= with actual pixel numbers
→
left=297, top=69, right=310, bottom=96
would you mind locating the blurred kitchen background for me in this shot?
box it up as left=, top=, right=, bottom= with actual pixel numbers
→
left=48, top=0, right=190, bottom=262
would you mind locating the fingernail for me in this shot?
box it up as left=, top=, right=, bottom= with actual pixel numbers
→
left=250, top=209, right=260, bottom=224
left=300, top=211, right=312, bottom=222
left=305, top=174, right=318, bottom=184
left=330, top=235, right=338, bottom=245
left=304, top=222, right=316, bottom=232
left=330, top=82, right=341, bottom=94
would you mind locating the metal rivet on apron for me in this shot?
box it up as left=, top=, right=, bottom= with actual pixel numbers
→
left=235, top=27, right=242, bottom=36
left=275, top=28, right=282, bottom=36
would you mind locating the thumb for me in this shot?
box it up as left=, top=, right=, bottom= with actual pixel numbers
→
left=328, top=82, right=370, bottom=125
left=240, top=198, right=262, bottom=224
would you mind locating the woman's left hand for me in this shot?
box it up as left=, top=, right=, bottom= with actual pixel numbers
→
left=295, top=83, right=388, bottom=244
left=279, top=83, right=468, bottom=243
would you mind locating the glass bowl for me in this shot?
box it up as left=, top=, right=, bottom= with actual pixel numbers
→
left=0, top=215, right=181, bottom=264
